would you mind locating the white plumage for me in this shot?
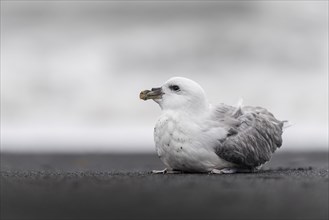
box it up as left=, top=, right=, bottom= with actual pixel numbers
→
left=140, top=77, right=285, bottom=174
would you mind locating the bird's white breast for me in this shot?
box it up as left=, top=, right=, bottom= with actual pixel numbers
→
left=154, top=111, right=232, bottom=172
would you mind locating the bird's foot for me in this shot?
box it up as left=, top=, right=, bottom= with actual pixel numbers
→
left=152, top=168, right=168, bottom=174
left=210, top=168, right=238, bottom=174
left=210, top=168, right=256, bottom=174
left=152, top=168, right=183, bottom=174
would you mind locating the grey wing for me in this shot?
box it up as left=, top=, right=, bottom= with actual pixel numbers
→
left=213, top=104, right=285, bottom=169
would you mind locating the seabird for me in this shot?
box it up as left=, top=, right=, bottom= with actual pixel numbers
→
left=140, top=77, right=286, bottom=174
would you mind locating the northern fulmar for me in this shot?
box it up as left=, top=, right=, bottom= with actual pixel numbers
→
left=140, top=77, right=286, bottom=174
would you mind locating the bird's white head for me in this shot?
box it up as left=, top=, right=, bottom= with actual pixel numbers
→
left=140, top=77, right=209, bottom=115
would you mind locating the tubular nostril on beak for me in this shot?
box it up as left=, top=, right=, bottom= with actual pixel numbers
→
left=151, top=87, right=161, bottom=91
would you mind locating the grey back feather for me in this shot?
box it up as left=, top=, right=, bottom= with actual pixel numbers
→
left=213, top=104, right=284, bottom=169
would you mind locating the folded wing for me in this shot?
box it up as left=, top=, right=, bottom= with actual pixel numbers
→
left=213, top=104, right=285, bottom=169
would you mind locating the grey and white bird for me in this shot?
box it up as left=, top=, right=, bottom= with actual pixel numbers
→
left=140, top=77, right=286, bottom=174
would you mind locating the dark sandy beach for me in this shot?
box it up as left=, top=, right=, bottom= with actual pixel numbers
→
left=1, top=151, right=328, bottom=220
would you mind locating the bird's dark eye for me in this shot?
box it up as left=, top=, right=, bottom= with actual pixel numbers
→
left=169, top=85, right=180, bottom=91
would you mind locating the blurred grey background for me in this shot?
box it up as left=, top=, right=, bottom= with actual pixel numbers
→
left=1, top=1, right=328, bottom=152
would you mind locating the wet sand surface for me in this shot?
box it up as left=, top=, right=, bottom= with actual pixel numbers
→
left=1, top=152, right=328, bottom=220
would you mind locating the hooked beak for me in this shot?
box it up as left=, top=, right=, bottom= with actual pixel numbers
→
left=140, top=87, right=163, bottom=101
